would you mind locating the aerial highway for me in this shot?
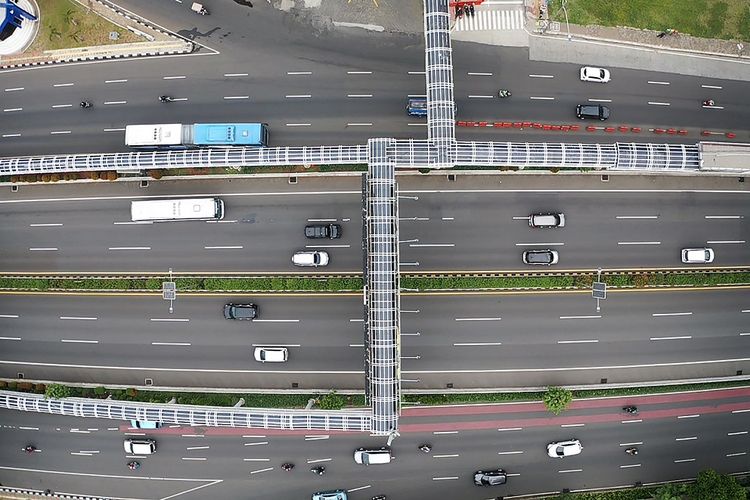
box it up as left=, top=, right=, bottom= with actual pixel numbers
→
left=1, top=387, right=748, bottom=499
left=0, top=175, right=748, bottom=272
left=1, top=287, right=747, bottom=388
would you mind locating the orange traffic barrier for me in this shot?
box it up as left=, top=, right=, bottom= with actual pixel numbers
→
left=726, top=132, right=736, bottom=138
left=677, top=130, right=688, bottom=136
left=586, top=126, right=597, bottom=132
left=631, top=127, right=642, bottom=133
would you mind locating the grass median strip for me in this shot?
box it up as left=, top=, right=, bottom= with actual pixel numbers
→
left=0, top=271, right=748, bottom=292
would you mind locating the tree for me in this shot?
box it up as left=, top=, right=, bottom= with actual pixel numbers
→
left=44, top=384, right=71, bottom=400
left=654, top=483, right=686, bottom=500
left=318, top=391, right=345, bottom=410
left=691, top=469, right=747, bottom=500
left=543, top=386, right=573, bottom=415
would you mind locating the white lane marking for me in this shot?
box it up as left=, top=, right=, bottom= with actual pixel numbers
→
left=408, top=71, right=426, bottom=75
left=251, top=343, right=300, bottom=347
left=0, top=337, right=21, bottom=341
left=305, top=244, right=351, bottom=248
left=307, top=218, right=338, bottom=222
left=347, top=94, right=373, bottom=98
left=652, top=312, right=692, bottom=317
left=497, top=427, right=523, bottom=432
left=442, top=217, right=454, bottom=221
left=103, top=128, right=126, bottom=132
left=113, top=221, right=152, bottom=225
left=620, top=464, right=641, bottom=468
left=707, top=240, right=745, bottom=244
left=243, top=441, right=269, bottom=446
left=349, top=343, right=365, bottom=347
left=243, top=458, right=271, bottom=461
left=286, top=95, right=311, bottom=98
left=3, top=107, right=22, bottom=112
left=648, top=102, right=671, bottom=106
left=30, top=223, right=63, bottom=227
left=743, top=310, right=750, bottom=313
left=2, top=133, right=21, bottom=137
left=172, top=97, right=188, bottom=102
left=674, top=458, right=695, bottom=463
left=306, top=458, right=332, bottom=463
left=409, top=243, right=455, bottom=247
left=677, top=414, right=700, bottom=419
left=468, top=72, right=493, bottom=76
left=728, top=431, right=748, bottom=436
left=287, top=71, right=312, bottom=75
left=559, top=469, right=583, bottom=473
left=530, top=96, right=555, bottom=100
left=286, top=123, right=311, bottom=127
left=349, top=319, right=364, bottom=322
left=727, top=452, right=747, bottom=457
left=71, top=452, right=96, bottom=456
left=151, top=342, right=191, bottom=346
left=558, top=339, right=599, bottom=344
left=52, top=104, right=73, bottom=108
left=675, top=436, right=697, bottom=441
left=252, top=319, right=300, bottom=323
left=182, top=457, right=207, bottom=461
left=616, top=215, right=659, bottom=219
left=61, top=339, right=99, bottom=344
left=588, top=98, right=612, bottom=103
left=29, top=247, right=57, bottom=251
left=705, top=215, right=743, bottom=219
left=620, top=442, right=643, bottom=446
left=515, top=242, right=564, bottom=246
left=561, top=423, right=585, bottom=427
left=731, top=409, right=750, bottom=414
left=347, top=71, right=372, bottom=74
left=19, top=426, right=39, bottom=430
left=560, top=315, right=601, bottom=320
left=186, top=446, right=210, bottom=450
left=304, top=435, right=330, bottom=441
left=618, top=241, right=661, bottom=245
left=347, top=123, right=373, bottom=126
left=529, top=74, right=554, bottom=78
left=53, top=83, right=75, bottom=87
left=621, top=419, right=642, bottom=424
left=50, top=130, right=72, bottom=135
left=224, top=73, right=248, bottom=77
left=241, top=435, right=267, bottom=438
left=181, top=434, right=205, bottom=438
left=701, top=84, right=723, bottom=89
left=105, top=79, right=128, bottom=83
left=108, top=247, right=151, bottom=250
left=433, top=431, right=458, bottom=435
left=70, top=429, right=90, bottom=433
left=347, top=485, right=372, bottom=493
left=103, top=101, right=127, bottom=105
left=454, top=342, right=503, bottom=346
left=0, top=315, right=20, bottom=318
left=497, top=450, right=524, bottom=455
left=455, top=317, right=501, bottom=321
left=432, top=477, right=459, bottom=481
left=163, top=75, right=187, bottom=80
left=650, top=336, right=692, bottom=341
left=4, top=87, right=24, bottom=91
left=468, top=95, right=494, bottom=99
left=223, top=96, right=249, bottom=100
left=433, top=454, right=459, bottom=458
left=647, top=81, right=670, bottom=85
left=150, top=318, right=190, bottom=322
left=59, top=316, right=97, bottom=321
left=204, top=246, right=244, bottom=250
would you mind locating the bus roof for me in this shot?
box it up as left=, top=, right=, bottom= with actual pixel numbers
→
left=192, top=123, right=264, bottom=146
left=125, top=124, right=184, bottom=146
left=130, top=198, right=220, bottom=221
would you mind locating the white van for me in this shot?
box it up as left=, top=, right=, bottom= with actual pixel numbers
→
left=254, top=347, right=288, bottom=363
left=123, top=438, right=156, bottom=455
left=353, top=447, right=392, bottom=465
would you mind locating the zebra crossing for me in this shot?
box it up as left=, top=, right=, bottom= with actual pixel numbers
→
left=454, top=8, right=525, bottom=31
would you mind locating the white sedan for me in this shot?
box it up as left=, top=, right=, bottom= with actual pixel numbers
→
left=681, top=247, right=715, bottom=264
left=547, top=439, right=583, bottom=458
left=580, top=66, right=611, bottom=83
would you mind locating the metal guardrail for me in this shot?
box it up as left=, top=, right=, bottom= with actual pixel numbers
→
left=0, top=391, right=372, bottom=432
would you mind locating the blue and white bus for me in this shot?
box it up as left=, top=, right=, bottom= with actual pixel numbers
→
left=125, top=123, right=269, bottom=148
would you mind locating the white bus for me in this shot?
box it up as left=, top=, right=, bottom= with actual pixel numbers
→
left=130, top=198, right=225, bottom=222
left=125, top=124, right=186, bottom=148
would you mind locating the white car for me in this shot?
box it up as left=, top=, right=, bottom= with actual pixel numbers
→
left=547, top=439, right=582, bottom=458
left=292, top=250, right=329, bottom=267
left=123, top=438, right=156, bottom=455
left=681, top=247, right=715, bottom=264
left=580, top=66, right=611, bottom=83
left=254, top=346, right=288, bottom=363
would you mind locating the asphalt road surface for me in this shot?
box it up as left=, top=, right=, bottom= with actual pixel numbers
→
left=1, top=175, right=748, bottom=272
left=1, top=287, right=747, bottom=389
left=1, top=388, right=748, bottom=499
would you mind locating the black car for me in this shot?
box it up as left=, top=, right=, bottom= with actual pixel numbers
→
left=576, top=104, right=610, bottom=120
left=223, top=303, right=258, bottom=320
left=305, top=224, right=341, bottom=239
left=474, top=469, right=507, bottom=486
left=522, top=249, right=559, bottom=265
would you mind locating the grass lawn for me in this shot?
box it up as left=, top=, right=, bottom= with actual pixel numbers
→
left=549, top=0, right=750, bottom=41
left=26, top=0, right=141, bottom=53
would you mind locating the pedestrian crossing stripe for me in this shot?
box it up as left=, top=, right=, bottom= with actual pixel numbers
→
left=455, top=9, right=525, bottom=31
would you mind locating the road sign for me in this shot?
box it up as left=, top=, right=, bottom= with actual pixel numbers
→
left=162, top=281, right=176, bottom=300
left=592, top=281, right=606, bottom=300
